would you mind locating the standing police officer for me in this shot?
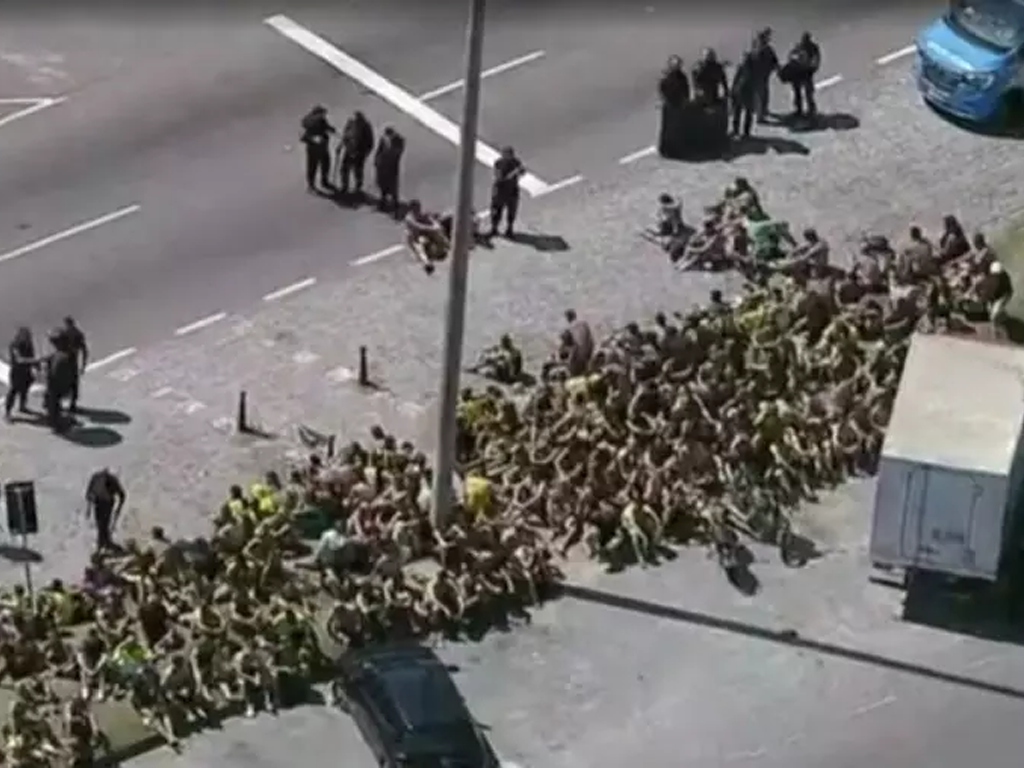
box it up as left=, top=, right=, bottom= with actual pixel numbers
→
left=61, top=316, right=88, bottom=413
left=692, top=48, right=728, bottom=104
left=730, top=48, right=758, bottom=139
left=659, top=55, right=690, bottom=107
left=490, top=146, right=524, bottom=238
left=338, top=111, right=375, bottom=197
left=788, top=32, right=821, bottom=119
left=374, top=126, right=405, bottom=217
left=300, top=105, right=335, bottom=192
left=751, top=28, right=780, bottom=122
left=44, top=328, right=76, bottom=432
left=85, top=467, right=126, bottom=552
left=4, top=327, right=37, bottom=421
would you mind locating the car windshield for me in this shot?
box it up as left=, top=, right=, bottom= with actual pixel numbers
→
left=948, top=0, right=1024, bottom=51
left=377, top=662, right=467, bottom=730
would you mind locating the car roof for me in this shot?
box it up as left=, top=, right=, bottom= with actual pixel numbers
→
left=347, top=642, right=439, bottom=670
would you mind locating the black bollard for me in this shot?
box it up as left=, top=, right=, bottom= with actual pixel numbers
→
left=237, top=391, right=248, bottom=433
left=358, top=346, right=370, bottom=387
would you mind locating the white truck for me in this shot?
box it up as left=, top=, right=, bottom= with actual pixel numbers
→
left=870, top=333, right=1024, bottom=585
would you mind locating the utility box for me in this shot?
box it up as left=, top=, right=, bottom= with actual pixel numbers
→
left=870, top=334, right=1024, bottom=582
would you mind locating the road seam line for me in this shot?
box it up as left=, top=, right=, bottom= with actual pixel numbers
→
left=877, top=44, right=915, bottom=66
left=85, top=347, right=137, bottom=372
left=264, top=14, right=552, bottom=197
left=418, top=50, right=546, bottom=101
left=851, top=694, right=896, bottom=716
left=263, top=277, right=316, bottom=302
left=174, top=312, right=228, bottom=337
left=0, top=204, right=140, bottom=265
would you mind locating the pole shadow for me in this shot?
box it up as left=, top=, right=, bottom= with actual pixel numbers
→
left=0, top=544, right=42, bottom=563
left=57, top=425, right=123, bottom=448
left=558, top=582, right=1024, bottom=702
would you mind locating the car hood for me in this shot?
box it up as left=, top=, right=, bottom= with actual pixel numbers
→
left=918, top=17, right=1007, bottom=72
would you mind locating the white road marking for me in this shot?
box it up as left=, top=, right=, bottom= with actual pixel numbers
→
left=0, top=95, right=65, bottom=130
left=293, top=350, right=321, bottom=364
left=534, top=174, right=584, bottom=197
left=0, top=204, right=140, bottom=265
left=966, top=655, right=1000, bottom=669
left=264, top=14, right=552, bottom=197
left=816, top=74, right=843, bottom=89
left=85, top=347, right=137, bottom=372
left=354, top=243, right=403, bottom=266
left=107, top=367, right=141, bottom=382
left=174, top=312, right=228, bottom=337
left=262, top=277, right=316, bottom=302
left=176, top=400, right=207, bottom=415
left=619, top=145, right=657, bottom=164
left=877, top=45, right=916, bottom=66
left=151, top=387, right=175, bottom=399
left=418, top=50, right=546, bottom=101
left=852, top=694, right=896, bottom=716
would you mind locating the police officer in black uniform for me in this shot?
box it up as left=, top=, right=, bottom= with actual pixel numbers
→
left=751, top=28, right=780, bottom=122
left=4, top=327, right=37, bottom=420
left=730, top=48, right=758, bottom=139
left=692, top=48, right=728, bottom=104
left=659, top=55, right=690, bottom=107
left=61, top=316, right=88, bottom=412
left=490, top=146, right=524, bottom=238
left=788, top=32, right=821, bottom=119
left=85, top=467, right=126, bottom=552
left=338, top=111, right=375, bottom=197
left=374, top=126, right=405, bottom=217
left=44, top=328, right=76, bottom=431
left=300, top=105, right=336, bottom=192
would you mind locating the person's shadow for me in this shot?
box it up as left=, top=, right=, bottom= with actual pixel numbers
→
left=726, top=135, right=810, bottom=158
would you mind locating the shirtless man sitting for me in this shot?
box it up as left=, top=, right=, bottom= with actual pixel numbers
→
left=404, top=200, right=450, bottom=274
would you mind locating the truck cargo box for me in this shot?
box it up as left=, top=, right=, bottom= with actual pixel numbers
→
left=870, top=334, right=1024, bottom=581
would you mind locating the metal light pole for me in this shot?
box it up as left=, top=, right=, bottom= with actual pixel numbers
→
left=430, top=0, right=486, bottom=529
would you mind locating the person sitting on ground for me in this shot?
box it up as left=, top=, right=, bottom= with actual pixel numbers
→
left=404, top=199, right=450, bottom=274
left=677, top=218, right=726, bottom=271
left=469, top=334, right=524, bottom=384
left=645, top=193, right=685, bottom=249
left=938, top=214, right=969, bottom=262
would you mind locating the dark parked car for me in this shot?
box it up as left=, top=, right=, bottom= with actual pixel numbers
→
left=331, top=643, right=500, bottom=767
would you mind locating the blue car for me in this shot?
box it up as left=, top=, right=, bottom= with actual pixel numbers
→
left=916, top=0, right=1024, bottom=122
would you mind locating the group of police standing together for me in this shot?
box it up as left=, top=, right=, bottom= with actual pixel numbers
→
left=5, top=318, right=89, bottom=432
left=299, top=104, right=526, bottom=257
left=660, top=28, right=822, bottom=141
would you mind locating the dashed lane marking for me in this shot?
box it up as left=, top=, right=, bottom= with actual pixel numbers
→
left=262, top=277, right=316, bottom=302
left=877, top=45, right=915, bottom=66
left=264, top=14, right=553, bottom=197
left=619, top=145, right=656, bottom=165
left=535, top=174, right=584, bottom=197
left=174, top=312, right=228, bottom=337
left=353, top=244, right=404, bottom=266
left=725, top=747, right=768, bottom=761
left=0, top=204, right=141, bottom=266
left=816, top=73, right=844, bottom=89
left=418, top=50, right=546, bottom=101
left=85, top=347, right=137, bottom=372
left=0, top=95, right=66, bottom=130
left=293, top=350, right=321, bottom=365
left=851, top=694, right=896, bottom=717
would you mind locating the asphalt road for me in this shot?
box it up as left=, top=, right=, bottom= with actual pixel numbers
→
left=0, top=0, right=936, bottom=370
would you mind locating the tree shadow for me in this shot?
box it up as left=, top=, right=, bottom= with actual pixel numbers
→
left=57, top=425, right=122, bottom=448
left=0, top=544, right=42, bottom=563
left=507, top=232, right=569, bottom=252
left=75, top=406, right=131, bottom=426
left=558, top=582, right=1024, bottom=702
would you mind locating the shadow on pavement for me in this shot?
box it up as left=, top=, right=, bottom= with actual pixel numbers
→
left=58, top=425, right=123, bottom=448
left=902, top=571, right=1024, bottom=647
left=726, top=135, right=810, bottom=159
left=559, top=582, right=1024, bottom=702
left=508, top=232, right=569, bottom=252
left=0, top=544, right=43, bottom=564
left=783, top=112, right=860, bottom=133
left=76, top=407, right=131, bottom=426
